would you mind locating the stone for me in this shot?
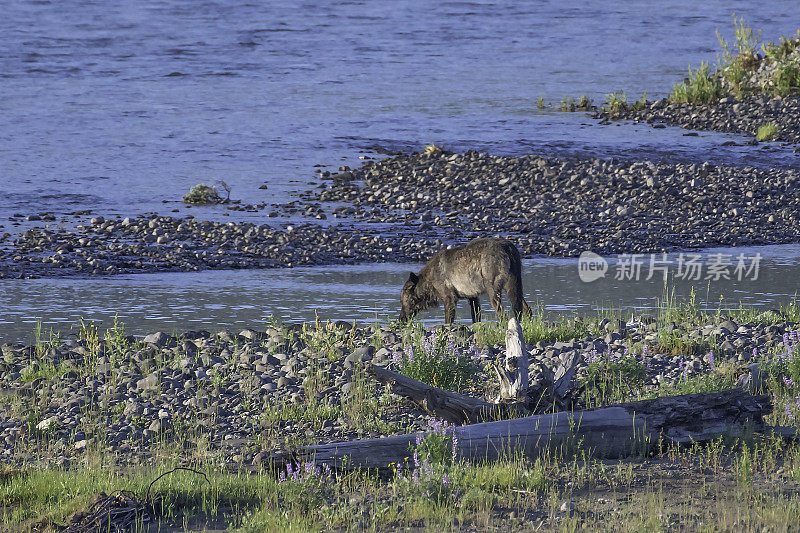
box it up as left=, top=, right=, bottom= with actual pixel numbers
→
left=143, top=331, right=174, bottom=348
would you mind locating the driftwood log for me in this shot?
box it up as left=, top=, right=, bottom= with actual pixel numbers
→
left=284, top=389, right=771, bottom=470
left=495, top=317, right=529, bottom=403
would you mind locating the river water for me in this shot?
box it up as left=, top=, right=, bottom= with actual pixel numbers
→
left=2, top=245, right=799, bottom=343
left=3, top=0, right=800, bottom=224
left=3, top=1, right=800, bottom=342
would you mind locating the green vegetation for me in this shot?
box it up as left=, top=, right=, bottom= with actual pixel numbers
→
left=422, top=143, right=443, bottom=155
left=396, top=328, right=479, bottom=391
left=603, top=91, right=628, bottom=114
left=669, top=16, right=800, bottom=103
left=182, top=184, right=224, bottom=205
left=6, top=296, right=800, bottom=530
left=757, top=121, right=781, bottom=141
left=536, top=95, right=545, bottom=110
left=559, top=95, right=592, bottom=112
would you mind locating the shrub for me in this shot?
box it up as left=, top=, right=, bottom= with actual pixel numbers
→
left=756, top=122, right=780, bottom=141
left=395, top=330, right=478, bottom=391
left=670, top=62, right=727, bottom=104
left=182, top=184, right=223, bottom=205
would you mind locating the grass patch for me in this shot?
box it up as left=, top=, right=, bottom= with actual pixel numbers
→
left=757, top=121, right=780, bottom=141
left=669, top=61, right=726, bottom=104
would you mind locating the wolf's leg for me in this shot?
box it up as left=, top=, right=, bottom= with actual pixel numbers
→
left=487, top=285, right=504, bottom=318
left=443, top=293, right=458, bottom=324
left=468, top=298, right=481, bottom=323
left=505, top=275, right=530, bottom=318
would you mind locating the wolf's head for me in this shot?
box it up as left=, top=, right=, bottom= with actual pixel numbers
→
left=399, top=272, right=437, bottom=322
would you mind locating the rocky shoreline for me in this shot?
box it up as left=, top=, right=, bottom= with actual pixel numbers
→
left=0, top=314, right=793, bottom=468
left=3, top=150, right=800, bottom=279
left=603, top=95, right=800, bottom=145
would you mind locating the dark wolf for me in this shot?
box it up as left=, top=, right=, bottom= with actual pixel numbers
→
left=399, top=237, right=532, bottom=324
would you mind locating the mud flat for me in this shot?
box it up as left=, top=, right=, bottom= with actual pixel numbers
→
left=3, top=150, right=800, bottom=279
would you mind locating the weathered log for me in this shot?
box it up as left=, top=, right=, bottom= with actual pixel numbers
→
left=365, top=363, right=511, bottom=425
left=495, top=318, right=529, bottom=403
left=286, top=389, right=771, bottom=470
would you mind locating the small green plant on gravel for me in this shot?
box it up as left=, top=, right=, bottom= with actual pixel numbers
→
left=397, top=329, right=478, bottom=391
left=603, top=91, right=627, bottom=114
left=182, top=183, right=223, bottom=205
left=630, top=91, right=647, bottom=111
left=756, top=121, right=780, bottom=141
left=537, top=95, right=545, bottom=109
left=422, top=143, right=443, bottom=155
left=560, top=95, right=592, bottom=112
left=670, top=61, right=726, bottom=104
left=716, top=15, right=762, bottom=93
left=472, top=310, right=587, bottom=346
left=580, top=347, right=648, bottom=406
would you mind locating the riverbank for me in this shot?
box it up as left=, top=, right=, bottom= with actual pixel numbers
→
left=3, top=305, right=800, bottom=530
left=601, top=22, right=800, bottom=144
left=3, top=150, right=800, bottom=279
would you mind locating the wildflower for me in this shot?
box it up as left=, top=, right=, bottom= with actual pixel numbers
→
left=442, top=473, right=450, bottom=486
left=412, top=469, right=419, bottom=485
left=413, top=450, right=420, bottom=468
left=405, top=345, right=414, bottom=363
left=392, top=351, right=402, bottom=365
left=304, top=462, right=314, bottom=475
left=423, top=336, right=431, bottom=356
left=416, top=433, right=423, bottom=446
left=787, top=403, right=794, bottom=420
left=324, top=464, right=332, bottom=476
left=679, top=357, right=686, bottom=379
left=784, top=376, right=795, bottom=388
left=279, top=471, right=286, bottom=483
left=752, top=347, right=758, bottom=360
left=452, top=430, right=459, bottom=462
left=707, top=351, right=715, bottom=371
left=642, top=345, right=648, bottom=358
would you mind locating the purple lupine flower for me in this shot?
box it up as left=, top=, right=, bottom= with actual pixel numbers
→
left=396, top=462, right=403, bottom=475
left=679, top=357, right=686, bottom=378
left=442, top=473, right=450, bottom=486
left=413, top=450, right=420, bottom=468
left=784, top=376, right=795, bottom=388
left=708, top=351, right=715, bottom=371
left=587, top=349, right=599, bottom=363
left=451, top=430, right=459, bottom=462
left=405, top=345, right=414, bottom=363
left=279, top=471, right=286, bottom=483
left=324, top=464, right=332, bottom=476
left=416, top=433, right=423, bottom=446
left=752, top=347, right=758, bottom=360
left=422, top=336, right=431, bottom=356
left=304, top=462, right=314, bottom=475
left=787, top=403, right=794, bottom=420
left=412, top=469, right=419, bottom=485
left=286, top=463, right=294, bottom=476
left=392, top=351, right=402, bottom=365
left=642, top=345, right=648, bottom=358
